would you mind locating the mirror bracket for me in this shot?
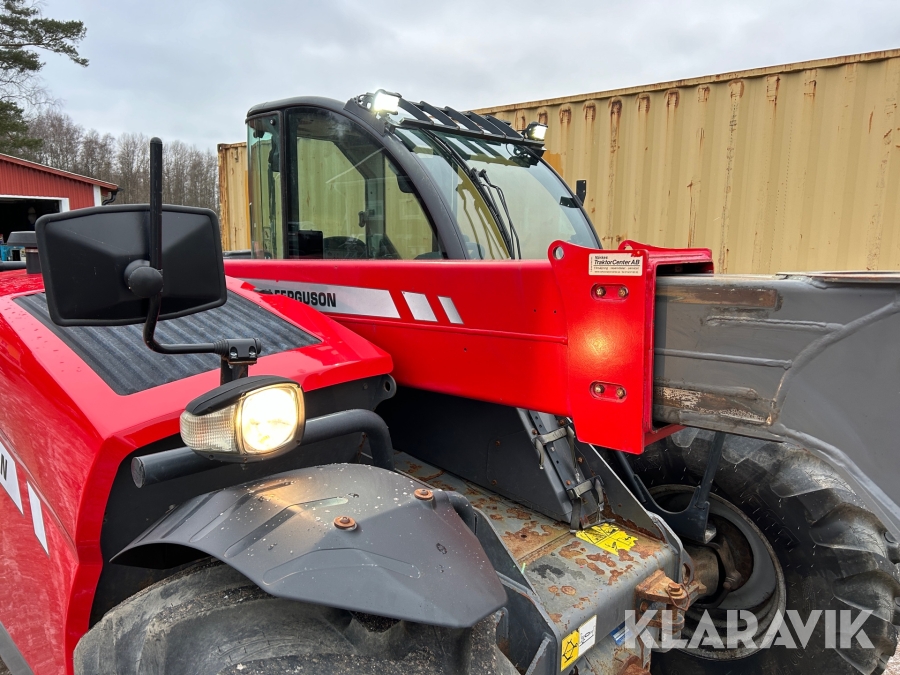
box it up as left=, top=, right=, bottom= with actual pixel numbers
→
left=218, top=338, right=261, bottom=383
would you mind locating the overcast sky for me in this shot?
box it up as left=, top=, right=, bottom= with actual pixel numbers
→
left=37, top=0, right=900, bottom=150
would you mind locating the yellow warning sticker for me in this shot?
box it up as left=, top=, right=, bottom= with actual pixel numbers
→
left=560, top=627, right=580, bottom=669
left=576, top=523, right=638, bottom=554
left=560, top=615, right=598, bottom=670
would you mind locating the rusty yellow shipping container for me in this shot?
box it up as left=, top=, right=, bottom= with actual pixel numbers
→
left=219, top=50, right=900, bottom=269
left=217, top=142, right=250, bottom=251
left=476, top=49, right=900, bottom=273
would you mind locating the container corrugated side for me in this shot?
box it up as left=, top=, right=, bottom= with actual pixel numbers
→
left=476, top=49, right=900, bottom=273
left=217, top=142, right=249, bottom=251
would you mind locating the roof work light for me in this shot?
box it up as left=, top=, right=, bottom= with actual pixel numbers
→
left=371, top=89, right=401, bottom=114
left=180, top=376, right=306, bottom=462
left=524, top=122, right=548, bottom=142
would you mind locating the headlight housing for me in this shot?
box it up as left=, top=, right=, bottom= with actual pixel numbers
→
left=180, top=376, right=305, bottom=462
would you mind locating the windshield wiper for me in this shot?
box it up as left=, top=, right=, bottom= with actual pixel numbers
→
left=475, top=168, right=521, bottom=260
left=422, top=131, right=518, bottom=259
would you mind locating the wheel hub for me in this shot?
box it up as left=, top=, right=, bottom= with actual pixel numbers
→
left=651, top=485, right=787, bottom=659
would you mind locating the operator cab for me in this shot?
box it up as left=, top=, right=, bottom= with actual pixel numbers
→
left=245, top=91, right=599, bottom=261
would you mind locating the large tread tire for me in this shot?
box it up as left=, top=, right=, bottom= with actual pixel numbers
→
left=74, top=560, right=514, bottom=675
left=629, top=431, right=900, bottom=675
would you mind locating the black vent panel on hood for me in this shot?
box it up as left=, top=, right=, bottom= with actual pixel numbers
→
left=16, top=292, right=319, bottom=395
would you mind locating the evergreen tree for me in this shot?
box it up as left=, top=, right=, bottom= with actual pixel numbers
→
left=0, top=0, right=86, bottom=155
left=0, top=99, right=38, bottom=154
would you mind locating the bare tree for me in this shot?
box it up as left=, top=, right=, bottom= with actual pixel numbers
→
left=162, top=139, right=188, bottom=206
left=78, top=128, right=115, bottom=182
left=161, top=142, right=219, bottom=212
left=15, top=109, right=220, bottom=213
left=26, top=108, right=81, bottom=170
left=115, top=131, right=149, bottom=204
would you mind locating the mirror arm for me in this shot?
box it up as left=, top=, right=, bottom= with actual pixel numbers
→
left=142, top=295, right=260, bottom=384
left=142, top=294, right=212, bottom=355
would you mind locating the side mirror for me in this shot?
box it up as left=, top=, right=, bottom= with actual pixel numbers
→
left=35, top=136, right=258, bottom=386
left=36, top=204, right=226, bottom=327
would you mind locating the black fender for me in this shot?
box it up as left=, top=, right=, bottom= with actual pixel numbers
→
left=113, top=463, right=506, bottom=629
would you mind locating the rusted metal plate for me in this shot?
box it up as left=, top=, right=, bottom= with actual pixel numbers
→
left=782, top=271, right=900, bottom=283
left=394, top=453, right=678, bottom=673
left=525, top=532, right=673, bottom=635
left=656, top=284, right=780, bottom=308
left=653, top=385, right=770, bottom=426
left=475, top=49, right=900, bottom=275
left=397, top=455, right=572, bottom=563
left=583, top=643, right=652, bottom=675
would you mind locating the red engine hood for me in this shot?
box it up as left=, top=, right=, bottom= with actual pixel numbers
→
left=0, top=270, right=391, bottom=541
left=0, top=270, right=392, bottom=674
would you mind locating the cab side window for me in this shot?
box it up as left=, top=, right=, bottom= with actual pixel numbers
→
left=248, top=116, right=283, bottom=259
left=285, top=107, right=444, bottom=260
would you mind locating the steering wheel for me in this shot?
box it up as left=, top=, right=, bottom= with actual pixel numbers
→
left=323, top=236, right=367, bottom=259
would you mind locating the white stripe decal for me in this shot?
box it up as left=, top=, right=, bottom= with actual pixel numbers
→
left=0, top=439, right=22, bottom=513
left=438, top=296, right=464, bottom=325
left=27, top=483, right=48, bottom=555
left=245, top=279, right=400, bottom=319
left=402, top=292, right=437, bottom=322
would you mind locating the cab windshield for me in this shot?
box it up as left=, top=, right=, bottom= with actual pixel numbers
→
left=395, top=127, right=597, bottom=259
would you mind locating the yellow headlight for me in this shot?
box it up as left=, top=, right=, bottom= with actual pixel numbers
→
left=240, top=385, right=302, bottom=454
left=180, top=382, right=305, bottom=461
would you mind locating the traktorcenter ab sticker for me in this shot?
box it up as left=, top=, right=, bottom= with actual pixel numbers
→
left=588, top=252, right=643, bottom=276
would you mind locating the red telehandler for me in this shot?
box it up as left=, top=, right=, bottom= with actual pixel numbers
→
left=0, top=90, right=898, bottom=675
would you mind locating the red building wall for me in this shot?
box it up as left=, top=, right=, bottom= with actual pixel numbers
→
left=0, top=155, right=116, bottom=209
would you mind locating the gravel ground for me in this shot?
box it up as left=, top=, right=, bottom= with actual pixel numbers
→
left=888, top=647, right=900, bottom=675
left=0, top=646, right=896, bottom=673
